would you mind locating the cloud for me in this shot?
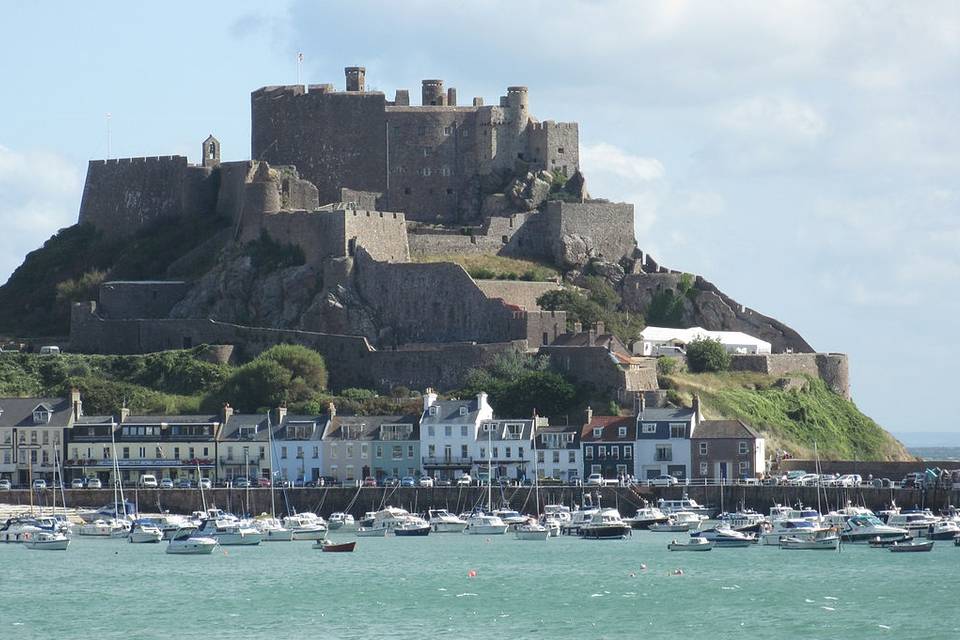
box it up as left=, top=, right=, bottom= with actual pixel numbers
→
left=718, top=96, right=825, bottom=143
left=580, top=143, right=664, bottom=182
left=0, top=145, right=82, bottom=284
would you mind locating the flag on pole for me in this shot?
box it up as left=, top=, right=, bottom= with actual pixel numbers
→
left=297, top=52, right=304, bottom=63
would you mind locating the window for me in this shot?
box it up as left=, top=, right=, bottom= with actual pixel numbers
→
left=518, top=447, right=524, bottom=459
left=30, top=450, right=37, bottom=463
left=505, top=447, right=511, bottom=458
left=461, top=425, right=468, bottom=437
left=428, top=444, right=436, bottom=457
left=616, top=464, right=627, bottom=474
left=440, top=166, right=452, bottom=176
left=460, top=445, right=467, bottom=459
left=280, top=447, right=287, bottom=459
left=568, top=450, right=576, bottom=463
left=591, top=464, right=601, bottom=474
left=428, top=425, right=435, bottom=436
left=422, top=147, right=431, bottom=157
left=446, top=188, right=454, bottom=195
left=2, top=452, right=8, bottom=464
left=612, top=447, right=619, bottom=459
left=739, top=461, right=749, bottom=473
left=188, top=447, right=195, bottom=459
left=492, top=447, right=499, bottom=458
left=345, top=465, right=355, bottom=481
left=462, top=128, right=469, bottom=137
left=346, top=445, right=354, bottom=458
left=392, top=446, right=403, bottom=460
left=700, top=462, right=709, bottom=475
left=670, top=423, right=686, bottom=438
left=173, top=447, right=179, bottom=460
left=138, top=447, right=146, bottom=458
left=537, top=451, right=545, bottom=463
left=313, top=446, right=319, bottom=459
left=624, top=446, right=632, bottom=458
left=42, top=431, right=49, bottom=445
left=298, top=445, right=306, bottom=459
left=404, top=187, right=411, bottom=195
left=459, top=406, right=467, bottom=416
left=418, top=126, right=427, bottom=135
left=618, top=427, right=627, bottom=438
left=598, top=446, right=606, bottom=459
left=593, top=428, right=602, bottom=438
left=330, top=444, right=338, bottom=459
left=443, top=126, right=453, bottom=135
left=699, top=442, right=708, bottom=456
left=360, top=444, right=368, bottom=459
left=122, top=447, right=130, bottom=459
left=585, top=446, right=593, bottom=460
left=642, top=423, right=657, bottom=434
left=42, top=450, right=49, bottom=465
left=376, top=446, right=383, bottom=458
left=480, top=447, right=486, bottom=459
left=655, top=445, right=672, bottom=462
left=557, top=147, right=565, bottom=154
left=31, top=430, right=38, bottom=443
left=739, top=441, right=750, bottom=455
left=419, top=167, right=432, bottom=176
left=444, top=426, right=452, bottom=437
left=550, top=450, right=559, bottom=463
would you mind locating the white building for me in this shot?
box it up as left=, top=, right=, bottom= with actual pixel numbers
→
left=633, top=395, right=702, bottom=481
left=420, top=391, right=493, bottom=481
left=475, top=419, right=536, bottom=482
left=638, top=326, right=772, bottom=356
left=535, top=424, right=581, bottom=482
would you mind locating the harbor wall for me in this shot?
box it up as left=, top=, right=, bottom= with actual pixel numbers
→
left=8, top=484, right=960, bottom=518
left=780, top=459, right=960, bottom=479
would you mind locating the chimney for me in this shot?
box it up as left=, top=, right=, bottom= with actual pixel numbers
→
left=344, top=66, right=365, bottom=92
left=477, top=391, right=489, bottom=411
left=277, top=404, right=287, bottom=424
left=394, top=89, right=410, bottom=106
left=585, top=405, right=593, bottom=426
left=594, top=321, right=605, bottom=335
left=222, top=402, right=234, bottom=423
left=472, top=97, right=484, bottom=107
left=692, top=394, right=702, bottom=423
left=327, top=402, right=336, bottom=419
left=120, top=407, right=130, bottom=423
left=70, top=387, right=82, bottom=420
left=446, top=87, right=457, bottom=106
left=587, top=328, right=596, bottom=347
left=573, top=321, right=582, bottom=334
left=423, top=388, right=438, bottom=412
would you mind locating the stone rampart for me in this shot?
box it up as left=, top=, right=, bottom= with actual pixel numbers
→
left=730, top=353, right=850, bottom=398
left=475, top=280, right=562, bottom=311
left=79, top=156, right=217, bottom=238
left=98, top=281, right=189, bottom=319
left=539, top=345, right=658, bottom=400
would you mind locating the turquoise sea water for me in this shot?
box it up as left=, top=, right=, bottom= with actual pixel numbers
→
left=2, top=531, right=959, bottom=640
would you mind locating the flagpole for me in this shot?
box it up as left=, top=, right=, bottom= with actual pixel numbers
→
left=297, top=52, right=303, bottom=87
left=106, top=113, right=112, bottom=160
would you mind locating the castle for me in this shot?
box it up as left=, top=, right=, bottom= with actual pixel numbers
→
left=69, top=66, right=848, bottom=399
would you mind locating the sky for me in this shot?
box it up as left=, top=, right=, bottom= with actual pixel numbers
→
left=0, top=1, right=957, bottom=439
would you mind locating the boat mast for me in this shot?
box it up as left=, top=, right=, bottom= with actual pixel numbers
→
left=267, top=411, right=276, bottom=519
left=197, top=461, right=207, bottom=512
left=28, top=444, right=34, bottom=515
left=531, top=415, right=540, bottom=518
left=111, top=423, right=127, bottom=519
left=814, top=440, right=823, bottom=525
left=487, top=420, right=492, bottom=513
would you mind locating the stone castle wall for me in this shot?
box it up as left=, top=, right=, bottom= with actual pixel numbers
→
left=474, top=280, right=562, bottom=311
left=69, top=302, right=523, bottom=392
left=729, top=353, right=851, bottom=398
left=527, top=121, right=579, bottom=178
left=539, top=345, right=659, bottom=400
left=98, top=281, right=189, bottom=319
left=78, top=156, right=217, bottom=237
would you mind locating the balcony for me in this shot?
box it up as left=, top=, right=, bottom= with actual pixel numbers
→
left=64, top=457, right=216, bottom=469
left=220, top=457, right=262, bottom=466
left=422, top=456, right=473, bottom=468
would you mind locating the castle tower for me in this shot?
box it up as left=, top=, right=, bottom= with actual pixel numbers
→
left=506, top=86, right=529, bottom=133
left=202, top=134, right=220, bottom=168
left=345, top=66, right=365, bottom=92
left=422, top=79, right=445, bottom=106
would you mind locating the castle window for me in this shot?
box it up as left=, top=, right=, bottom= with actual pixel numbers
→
left=404, top=187, right=411, bottom=195
left=443, top=126, right=452, bottom=135
left=502, top=235, right=509, bottom=244
left=422, top=147, right=431, bottom=157
left=517, top=152, right=524, bottom=160
left=557, top=147, right=565, bottom=154
left=440, top=166, right=452, bottom=177
left=461, top=128, right=469, bottom=137
left=418, top=126, right=427, bottom=136
left=446, top=188, right=454, bottom=195
left=419, top=167, right=432, bottom=177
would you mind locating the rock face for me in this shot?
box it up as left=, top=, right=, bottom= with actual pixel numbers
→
left=564, top=169, right=589, bottom=202
left=507, top=170, right=552, bottom=211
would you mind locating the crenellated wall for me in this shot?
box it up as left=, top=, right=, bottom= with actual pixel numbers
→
left=730, top=353, right=851, bottom=398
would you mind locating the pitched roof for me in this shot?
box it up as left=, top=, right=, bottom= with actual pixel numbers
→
left=324, top=415, right=412, bottom=441
left=693, top=419, right=762, bottom=439
left=581, top=416, right=635, bottom=442
left=550, top=332, right=630, bottom=355
left=420, top=399, right=482, bottom=425
left=476, top=419, right=534, bottom=442
left=637, top=406, right=696, bottom=422
left=0, top=397, right=73, bottom=428
left=123, top=415, right=221, bottom=424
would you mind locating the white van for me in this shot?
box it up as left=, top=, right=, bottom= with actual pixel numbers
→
left=138, top=474, right=158, bottom=488
left=39, top=345, right=61, bottom=355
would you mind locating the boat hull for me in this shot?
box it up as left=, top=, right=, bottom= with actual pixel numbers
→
left=580, top=525, right=631, bottom=540
left=290, top=528, right=327, bottom=541
left=166, top=541, right=217, bottom=555
left=889, top=541, right=934, bottom=552
left=627, top=518, right=669, bottom=530
left=356, top=527, right=386, bottom=537
left=431, top=522, right=467, bottom=533
left=780, top=536, right=839, bottom=550
left=214, top=533, right=263, bottom=546
left=464, top=525, right=509, bottom=535
left=669, top=541, right=712, bottom=551
left=515, top=529, right=549, bottom=541
left=261, top=529, right=294, bottom=541
left=317, top=541, right=356, bottom=552
left=129, top=532, right=163, bottom=543
left=649, top=523, right=692, bottom=533
left=394, top=526, right=431, bottom=537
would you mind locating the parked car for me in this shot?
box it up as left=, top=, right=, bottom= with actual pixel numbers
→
left=418, top=476, right=434, bottom=487
left=434, top=477, right=452, bottom=487
left=835, top=474, right=862, bottom=487
left=362, top=477, right=378, bottom=487
left=798, top=473, right=821, bottom=486
left=70, top=478, right=86, bottom=489
left=198, top=478, right=212, bottom=489
left=32, top=479, right=47, bottom=490
left=0, top=479, right=11, bottom=490
left=901, top=472, right=926, bottom=488
left=176, top=479, right=193, bottom=489
left=586, top=473, right=605, bottom=486
left=257, top=477, right=272, bottom=488
left=86, top=477, right=103, bottom=489
left=138, top=474, right=158, bottom=488
left=647, top=474, right=679, bottom=487
left=456, top=474, right=472, bottom=486
left=783, top=470, right=807, bottom=485
left=385, top=477, right=400, bottom=487
left=160, top=478, right=175, bottom=489
left=233, top=476, right=250, bottom=488
left=293, top=478, right=307, bottom=488
left=400, top=476, right=416, bottom=487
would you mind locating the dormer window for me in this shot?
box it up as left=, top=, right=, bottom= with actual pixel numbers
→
left=618, top=427, right=627, bottom=438
left=32, top=408, right=51, bottom=424
left=593, top=428, right=602, bottom=438
left=459, top=407, right=467, bottom=416
left=429, top=406, right=438, bottom=416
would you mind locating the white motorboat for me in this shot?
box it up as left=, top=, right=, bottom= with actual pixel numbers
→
left=690, top=523, right=755, bottom=547
left=166, top=526, right=217, bottom=555
left=370, top=507, right=413, bottom=534
left=780, top=533, right=840, bottom=550
left=197, top=517, right=263, bottom=545
left=928, top=520, right=960, bottom=541
left=543, top=505, right=572, bottom=525
left=563, top=507, right=600, bottom=535
left=464, top=513, right=509, bottom=535
left=514, top=520, right=550, bottom=541
left=327, top=513, right=356, bottom=531
left=649, top=511, right=703, bottom=532
left=154, top=513, right=192, bottom=540
left=78, top=501, right=136, bottom=524
left=128, top=520, right=163, bottom=543
left=78, top=518, right=128, bottom=537
left=658, top=496, right=715, bottom=519
left=625, top=507, right=670, bottom=530
left=0, top=516, right=48, bottom=543
left=493, top=509, right=529, bottom=530
left=540, top=515, right=562, bottom=537
left=839, top=515, right=909, bottom=543
left=668, top=537, right=712, bottom=551
left=717, top=510, right=767, bottom=533
left=253, top=515, right=293, bottom=541
left=23, top=531, right=70, bottom=550
left=759, top=519, right=833, bottom=546
left=394, top=517, right=431, bottom=537
left=580, top=508, right=631, bottom=540
left=355, top=526, right=387, bottom=537
left=428, top=509, right=467, bottom=533
left=886, top=510, right=940, bottom=538
left=282, top=513, right=328, bottom=541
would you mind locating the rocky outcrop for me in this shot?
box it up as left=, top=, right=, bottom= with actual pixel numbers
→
left=507, top=170, right=552, bottom=211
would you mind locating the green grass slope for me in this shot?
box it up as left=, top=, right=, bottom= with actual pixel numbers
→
left=661, top=371, right=911, bottom=461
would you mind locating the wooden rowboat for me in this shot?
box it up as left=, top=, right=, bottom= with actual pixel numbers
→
left=314, top=540, right=356, bottom=552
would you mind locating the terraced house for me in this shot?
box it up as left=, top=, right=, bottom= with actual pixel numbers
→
left=420, top=390, right=493, bottom=482
left=0, top=389, right=81, bottom=486
left=633, top=394, right=702, bottom=481
left=581, top=410, right=635, bottom=480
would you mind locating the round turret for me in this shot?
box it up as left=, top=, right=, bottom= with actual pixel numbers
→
left=422, top=79, right=445, bottom=106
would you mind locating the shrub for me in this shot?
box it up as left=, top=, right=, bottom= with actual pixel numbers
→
left=686, top=338, right=731, bottom=373
left=656, top=356, right=685, bottom=376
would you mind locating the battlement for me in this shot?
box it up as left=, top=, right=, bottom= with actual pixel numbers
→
left=88, top=155, right=188, bottom=166
left=529, top=121, right=577, bottom=131
left=251, top=84, right=383, bottom=101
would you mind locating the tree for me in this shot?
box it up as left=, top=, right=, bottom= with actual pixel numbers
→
left=685, top=337, right=731, bottom=373
left=461, top=352, right=580, bottom=418
left=256, top=344, right=328, bottom=399
left=218, top=359, right=292, bottom=412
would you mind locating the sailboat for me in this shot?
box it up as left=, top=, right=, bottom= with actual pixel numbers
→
left=516, top=416, right=548, bottom=541
left=780, top=441, right=839, bottom=551
left=25, top=444, right=71, bottom=550
left=464, top=418, right=508, bottom=535
left=255, top=411, right=292, bottom=541
left=79, top=427, right=130, bottom=538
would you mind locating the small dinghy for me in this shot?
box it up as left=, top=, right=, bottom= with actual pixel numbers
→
left=355, top=526, right=386, bottom=537
left=869, top=534, right=914, bottom=548
left=780, top=535, right=839, bottom=550
left=314, top=540, right=356, bottom=552
left=668, top=537, right=713, bottom=551
left=889, top=539, right=934, bottom=552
